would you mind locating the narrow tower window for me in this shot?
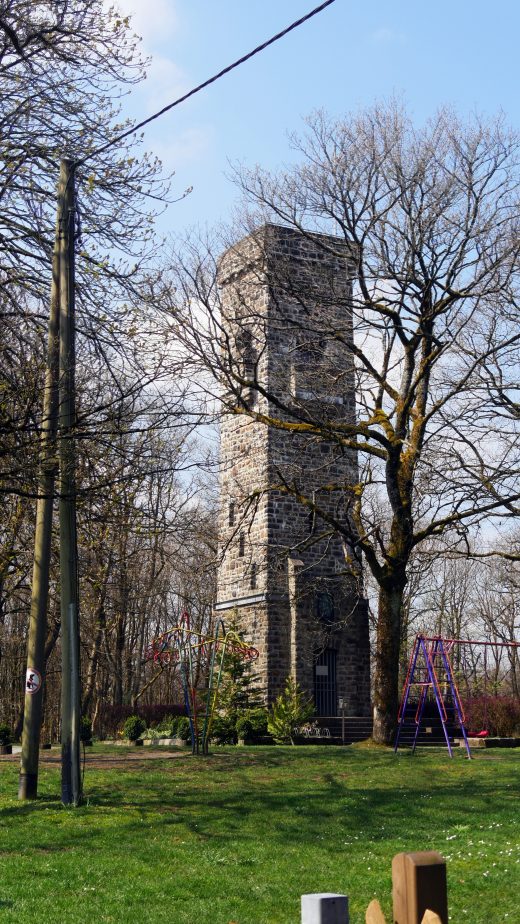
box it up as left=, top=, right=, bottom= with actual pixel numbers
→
left=228, top=500, right=235, bottom=527
left=316, top=591, right=335, bottom=627
left=237, top=327, right=257, bottom=409
left=250, top=561, right=257, bottom=590
left=238, top=532, right=245, bottom=557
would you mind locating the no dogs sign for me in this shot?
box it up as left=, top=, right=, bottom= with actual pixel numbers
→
left=25, top=668, right=42, bottom=695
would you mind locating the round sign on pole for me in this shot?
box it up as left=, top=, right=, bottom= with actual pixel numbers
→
left=25, top=667, right=42, bottom=695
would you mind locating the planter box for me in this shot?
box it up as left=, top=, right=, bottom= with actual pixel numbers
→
left=455, top=736, right=520, bottom=749
left=142, top=737, right=188, bottom=747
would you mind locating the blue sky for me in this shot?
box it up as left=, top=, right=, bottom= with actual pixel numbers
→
left=115, top=0, right=520, bottom=235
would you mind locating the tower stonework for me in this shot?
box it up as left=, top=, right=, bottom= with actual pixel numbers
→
left=216, top=225, right=370, bottom=717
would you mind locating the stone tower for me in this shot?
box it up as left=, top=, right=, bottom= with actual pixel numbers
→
left=215, top=224, right=370, bottom=717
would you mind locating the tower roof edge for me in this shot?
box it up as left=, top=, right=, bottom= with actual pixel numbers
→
left=217, top=223, right=357, bottom=287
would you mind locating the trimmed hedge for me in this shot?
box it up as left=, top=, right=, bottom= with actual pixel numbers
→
left=462, top=695, right=520, bottom=737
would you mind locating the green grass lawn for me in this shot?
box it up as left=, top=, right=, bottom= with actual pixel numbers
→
left=0, top=745, right=519, bottom=923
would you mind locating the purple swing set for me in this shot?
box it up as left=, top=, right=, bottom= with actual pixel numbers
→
left=394, top=634, right=520, bottom=759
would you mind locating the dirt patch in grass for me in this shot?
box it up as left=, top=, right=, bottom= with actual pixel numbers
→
left=0, top=748, right=187, bottom=770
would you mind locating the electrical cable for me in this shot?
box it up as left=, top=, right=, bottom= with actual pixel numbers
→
left=75, top=0, right=337, bottom=168
left=81, top=739, right=86, bottom=793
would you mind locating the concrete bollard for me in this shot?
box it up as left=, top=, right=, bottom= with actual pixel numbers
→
left=301, top=893, right=349, bottom=924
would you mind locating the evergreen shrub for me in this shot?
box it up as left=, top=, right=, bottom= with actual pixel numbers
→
left=80, top=716, right=93, bottom=743
left=268, top=677, right=313, bottom=744
left=236, top=708, right=269, bottom=742
left=210, top=715, right=236, bottom=744
left=0, top=722, right=12, bottom=746
left=175, top=716, right=191, bottom=742
left=123, top=715, right=147, bottom=741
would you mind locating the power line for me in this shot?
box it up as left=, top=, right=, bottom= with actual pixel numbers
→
left=76, top=0, right=337, bottom=168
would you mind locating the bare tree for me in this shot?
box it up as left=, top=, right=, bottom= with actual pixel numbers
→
left=0, top=0, right=179, bottom=498
left=166, top=104, right=520, bottom=743
left=0, top=371, right=217, bottom=735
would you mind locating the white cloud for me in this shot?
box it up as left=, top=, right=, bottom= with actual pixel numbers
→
left=102, top=2, right=211, bottom=213
left=103, top=1, right=188, bottom=118
left=138, top=53, right=188, bottom=113
left=110, top=0, right=179, bottom=45
left=152, top=126, right=213, bottom=171
left=370, top=27, right=406, bottom=46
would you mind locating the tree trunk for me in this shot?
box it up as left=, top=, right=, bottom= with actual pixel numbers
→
left=82, top=613, right=104, bottom=715
left=113, top=613, right=126, bottom=706
left=14, top=616, right=61, bottom=742
left=372, top=580, right=406, bottom=745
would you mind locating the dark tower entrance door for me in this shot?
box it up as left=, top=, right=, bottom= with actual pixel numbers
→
left=314, top=648, right=337, bottom=716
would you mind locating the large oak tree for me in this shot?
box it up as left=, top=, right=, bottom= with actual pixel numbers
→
left=167, top=104, right=520, bottom=743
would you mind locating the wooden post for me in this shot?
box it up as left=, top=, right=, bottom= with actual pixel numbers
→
left=18, top=173, right=62, bottom=800
left=59, top=157, right=81, bottom=807
left=392, top=852, right=448, bottom=924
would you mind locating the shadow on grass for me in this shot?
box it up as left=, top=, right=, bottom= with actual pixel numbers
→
left=0, top=794, right=64, bottom=818
left=1, top=747, right=517, bottom=858
left=74, top=748, right=520, bottom=851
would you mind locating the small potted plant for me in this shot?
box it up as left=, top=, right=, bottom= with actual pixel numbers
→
left=0, top=722, right=13, bottom=755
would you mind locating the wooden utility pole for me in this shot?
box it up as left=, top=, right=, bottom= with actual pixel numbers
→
left=58, top=158, right=81, bottom=806
left=18, top=172, right=63, bottom=800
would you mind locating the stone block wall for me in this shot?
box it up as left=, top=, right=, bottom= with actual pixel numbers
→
left=216, top=225, right=370, bottom=715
